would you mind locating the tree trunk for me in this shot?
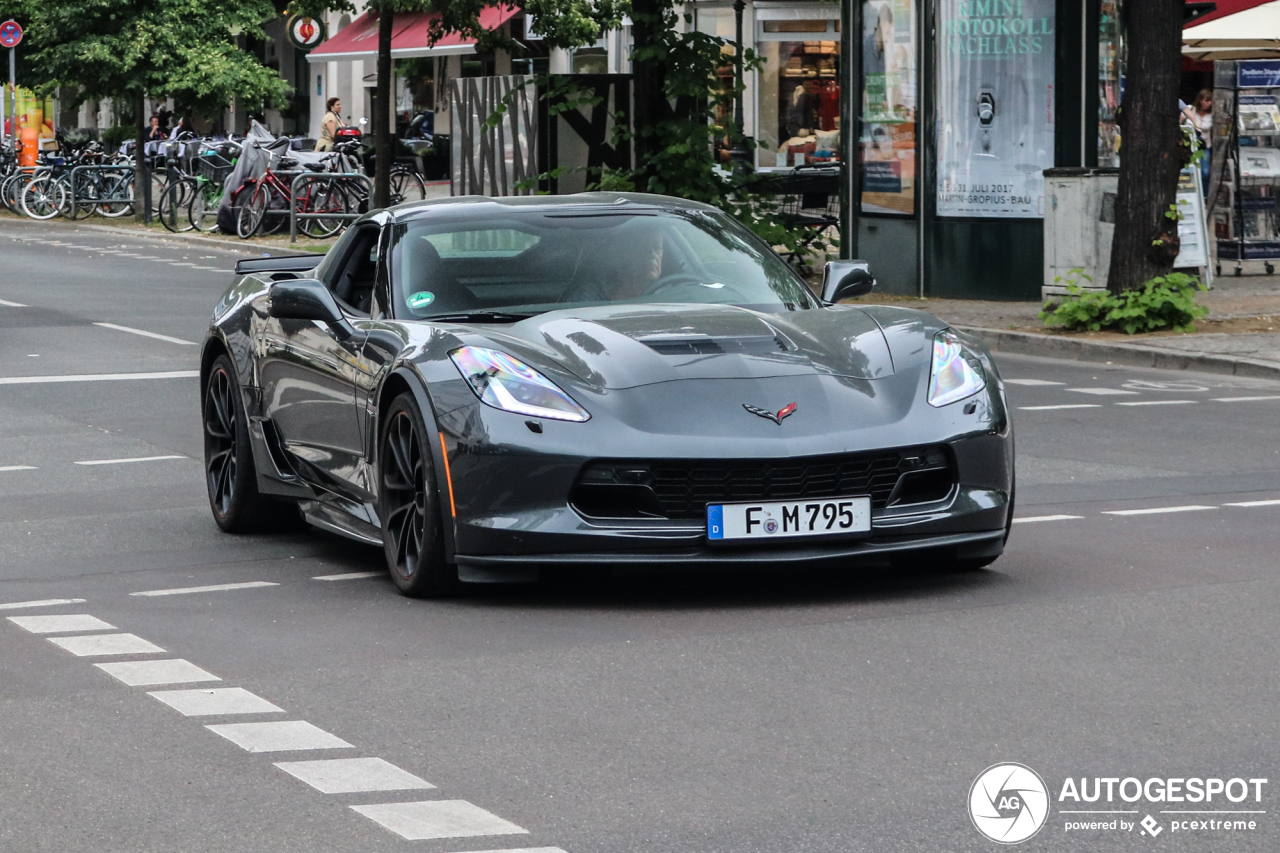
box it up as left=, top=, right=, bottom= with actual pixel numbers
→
left=374, top=7, right=393, bottom=209
left=133, top=93, right=147, bottom=225
left=1105, top=0, right=1187, bottom=294
left=629, top=0, right=668, bottom=190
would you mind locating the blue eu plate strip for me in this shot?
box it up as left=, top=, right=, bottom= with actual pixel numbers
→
left=706, top=505, right=724, bottom=540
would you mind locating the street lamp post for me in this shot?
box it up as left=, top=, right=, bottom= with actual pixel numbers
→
left=728, top=0, right=752, bottom=172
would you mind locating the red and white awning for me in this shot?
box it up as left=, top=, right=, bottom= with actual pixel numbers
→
left=306, top=6, right=518, bottom=62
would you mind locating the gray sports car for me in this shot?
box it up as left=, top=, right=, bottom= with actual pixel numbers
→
left=201, top=193, right=1013, bottom=596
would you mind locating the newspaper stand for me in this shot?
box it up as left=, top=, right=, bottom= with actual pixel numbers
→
left=1216, top=60, right=1280, bottom=276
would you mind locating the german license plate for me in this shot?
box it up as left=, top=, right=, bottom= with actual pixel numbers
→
left=706, top=496, right=872, bottom=541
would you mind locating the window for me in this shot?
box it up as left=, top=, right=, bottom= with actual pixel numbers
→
left=756, top=16, right=841, bottom=170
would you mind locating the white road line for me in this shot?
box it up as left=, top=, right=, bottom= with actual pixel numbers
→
left=274, top=757, right=436, bottom=794
left=8, top=614, right=115, bottom=633
left=206, top=721, right=354, bottom=753
left=75, top=454, right=187, bottom=466
left=0, top=598, right=87, bottom=611
left=1213, top=395, right=1280, bottom=402
left=148, top=687, right=285, bottom=717
left=1225, top=499, right=1280, bottom=507
left=48, top=633, right=166, bottom=657
left=350, top=800, right=529, bottom=841
left=1115, top=399, right=1197, bottom=406
left=0, top=465, right=37, bottom=472
left=129, top=255, right=161, bottom=260
left=448, top=849, right=568, bottom=853
left=1012, top=515, right=1085, bottom=524
left=169, top=262, right=198, bottom=267
left=0, top=298, right=27, bottom=307
left=0, top=370, right=199, bottom=386
left=1004, top=379, right=1065, bottom=386
left=1018, top=404, right=1102, bottom=411
left=312, top=571, right=383, bottom=581
left=93, top=322, right=198, bottom=346
left=130, top=581, right=278, bottom=597
left=1103, top=505, right=1217, bottom=516
left=96, top=659, right=220, bottom=686
left=1067, top=388, right=1140, bottom=395
left=193, top=266, right=224, bottom=272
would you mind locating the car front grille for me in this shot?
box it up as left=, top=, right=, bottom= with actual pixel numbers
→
left=571, top=446, right=953, bottom=520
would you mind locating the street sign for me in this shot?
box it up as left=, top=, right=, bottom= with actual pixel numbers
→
left=286, top=14, right=325, bottom=51
left=0, top=20, right=21, bottom=48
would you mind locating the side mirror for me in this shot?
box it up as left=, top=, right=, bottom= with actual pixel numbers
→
left=821, top=260, right=876, bottom=303
left=268, top=279, right=355, bottom=340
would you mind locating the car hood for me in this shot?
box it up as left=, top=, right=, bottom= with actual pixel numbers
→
left=456, top=303, right=897, bottom=390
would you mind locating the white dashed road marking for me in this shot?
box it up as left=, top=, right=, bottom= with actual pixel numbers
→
left=350, top=800, right=529, bottom=841
left=448, top=849, right=568, bottom=853
left=0, top=298, right=27, bottom=307
left=206, top=721, right=354, bottom=753
left=1019, top=404, right=1101, bottom=411
left=76, top=455, right=187, bottom=466
left=148, top=687, right=285, bottom=716
left=8, top=614, right=115, bottom=633
left=0, top=598, right=87, bottom=611
left=48, top=633, right=166, bottom=657
left=1067, top=388, right=1140, bottom=395
left=1004, top=378, right=1065, bottom=386
left=274, top=757, right=436, bottom=794
left=1115, top=400, right=1197, bottom=407
left=96, top=658, right=221, bottom=686
left=0, top=370, right=199, bottom=385
left=130, top=581, right=278, bottom=597
left=93, top=322, right=198, bottom=346
left=0, top=465, right=37, bottom=471
left=312, top=571, right=383, bottom=581
left=1213, top=395, right=1280, bottom=402
left=1012, top=515, right=1084, bottom=524
left=1225, top=499, right=1280, bottom=507
left=1103, top=505, right=1217, bottom=516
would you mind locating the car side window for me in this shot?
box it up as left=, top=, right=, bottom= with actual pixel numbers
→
left=326, top=226, right=381, bottom=316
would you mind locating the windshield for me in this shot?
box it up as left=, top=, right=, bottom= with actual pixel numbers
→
left=388, top=207, right=819, bottom=320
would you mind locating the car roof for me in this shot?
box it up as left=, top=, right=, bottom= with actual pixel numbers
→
left=383, top=192, right=722, bottom=223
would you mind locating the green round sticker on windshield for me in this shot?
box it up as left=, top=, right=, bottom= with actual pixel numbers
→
left=407, top=291, right=435, bottom=309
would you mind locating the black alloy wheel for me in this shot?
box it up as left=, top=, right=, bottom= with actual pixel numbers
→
left=203, top=354, right=295, bottom=532
left=379, top=392, right=454, bottom=597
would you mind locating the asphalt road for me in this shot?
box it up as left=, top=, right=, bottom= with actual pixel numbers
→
left=2, top=217, right=1278, bottom=853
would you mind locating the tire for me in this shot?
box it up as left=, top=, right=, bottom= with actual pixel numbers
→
left=378, top=392, right=456, bottom=597
left=96, top=172, right=134, bottom=218
left=20, top=177, right=66, bottom=219
left=159, top=179, right=196, bottom=232
left=302, top=180, right=350, bottom=239
left=389, top=167, right=426, bottom=205
left=189, top=182, right=220, bottom=232
left=203, top=354, right=295, bottom=533
left=237, top=183, right=268, bottom=238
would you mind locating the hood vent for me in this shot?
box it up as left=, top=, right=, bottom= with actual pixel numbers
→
left=640, top=334, right=788, bottom=356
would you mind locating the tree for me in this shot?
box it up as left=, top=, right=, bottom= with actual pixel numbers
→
left=1105, top=0, right=1188, bottom=294
left=25, top=0, right=288, bottom=223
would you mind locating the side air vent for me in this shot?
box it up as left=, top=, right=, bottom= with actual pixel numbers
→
left=640, top=334, right=788, bottom=356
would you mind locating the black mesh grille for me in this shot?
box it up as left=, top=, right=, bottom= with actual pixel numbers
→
left=572, top=446, right=952, bottom=520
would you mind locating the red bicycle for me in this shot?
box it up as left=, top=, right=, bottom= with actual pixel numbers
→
left=236, top=160, right=352, bottom=239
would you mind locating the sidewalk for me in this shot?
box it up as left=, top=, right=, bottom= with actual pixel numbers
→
left=859, top=276, right=1280, bottom=380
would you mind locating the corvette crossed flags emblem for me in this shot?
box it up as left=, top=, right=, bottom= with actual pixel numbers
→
left=743, top=402, right=797, bottom=425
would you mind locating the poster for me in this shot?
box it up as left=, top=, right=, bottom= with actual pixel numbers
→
left=860, top=0, right=916, bottom=215
left=935, top=0, right=1056, bottom=218
left=1238, top=95, right=1280, bottom=135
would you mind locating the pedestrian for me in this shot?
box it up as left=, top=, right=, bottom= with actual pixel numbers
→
left=316, top=97, right=344, bottom=152
left=146, top=115, right=166, bottom=143
left=1182, top=89, right=1213, bottom=193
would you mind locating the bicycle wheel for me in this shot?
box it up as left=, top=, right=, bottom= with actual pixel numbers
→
left=237, top=182, right=269, bottom=238
left=21, top=177, right=67, bottom=220
left=301, top=179, right=352, bottom=239
left=159, top=179, right=197, bottom=232
left=2, top=172, right=30, bottom=213
left=96, top=171, right=135, bottom=217
left=189, top=181, right=223, bottom=232
left=389, top=167, right=426, bottom=205
left=65, top=172, right=97, bottom=220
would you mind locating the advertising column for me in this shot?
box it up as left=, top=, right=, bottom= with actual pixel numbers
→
left=935, top=0, right=1055, bottom=217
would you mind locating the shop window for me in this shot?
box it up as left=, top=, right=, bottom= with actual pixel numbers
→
left=757, top=17, right=841, bottom=170
left=860, top=0, right=917, bottom=214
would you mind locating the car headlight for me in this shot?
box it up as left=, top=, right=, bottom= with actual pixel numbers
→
left=449, top=346, right=591, bottom=422
left=927, top=330, right=986, bottom=407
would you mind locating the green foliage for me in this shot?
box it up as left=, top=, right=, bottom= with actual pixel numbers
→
left=1040, top=271, right=1208, bottom=334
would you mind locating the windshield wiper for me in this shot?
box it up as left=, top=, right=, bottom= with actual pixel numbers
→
left=423, top=311, right=538, bottom=324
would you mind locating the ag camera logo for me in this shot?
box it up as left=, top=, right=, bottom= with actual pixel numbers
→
left=969, top=763, right=1050, bottom=844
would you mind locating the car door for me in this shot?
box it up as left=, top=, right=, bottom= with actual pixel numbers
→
left=258, top=223, right=381, bottom=493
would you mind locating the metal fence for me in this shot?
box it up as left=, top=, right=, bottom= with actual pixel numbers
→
left=288, top=172, right=371, bottom=243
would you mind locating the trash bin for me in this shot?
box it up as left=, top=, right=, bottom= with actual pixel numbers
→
left=1042, top=167, right=1120, bottom=300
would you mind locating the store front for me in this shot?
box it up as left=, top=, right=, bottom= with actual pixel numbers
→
left=840, top=0, right=1116, bottom=298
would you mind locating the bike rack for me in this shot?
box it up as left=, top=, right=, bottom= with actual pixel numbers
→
left=289, top=172, right=372, bottom=243
left=68, top=164, right=138, bottom=220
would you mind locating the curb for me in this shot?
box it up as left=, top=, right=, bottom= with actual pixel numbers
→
left=956, top=325, right=1280, bottom=383
left=69, top=222, right=314, bottom=255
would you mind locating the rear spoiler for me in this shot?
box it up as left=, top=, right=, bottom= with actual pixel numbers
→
left=234, top=253, right=325, bottom=276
